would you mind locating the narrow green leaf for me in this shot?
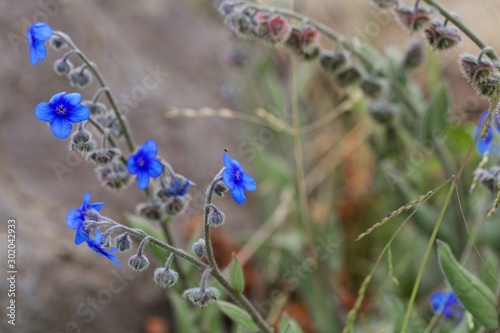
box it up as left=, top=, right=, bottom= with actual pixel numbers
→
left=279, top=315, right=304, bottom=333
left=230, top=254, right=245, bottom=293
left=481, top=248, right=500, bottom=294
left=217, top=301, right=259, bottom=332
left=417, top=85, right=449, bottom=144
left=437, top=240, right=499, bottom=329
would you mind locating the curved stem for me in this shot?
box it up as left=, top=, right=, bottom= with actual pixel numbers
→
left=52, top=31, right=136, bottom=152
left=203, top=174, right=274, bottom=333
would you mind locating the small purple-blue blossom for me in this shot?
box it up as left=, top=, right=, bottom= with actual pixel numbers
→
left=127, top=140, right=163, bottom=190
left=35, top=92, right=91, bottom=139
left=222, top=151, right=256, bottom=204
left=429, top=290, right=464, bottom=322
left=474, top=110, right=500, bottom=155
left=86, top=229, right=122, bottom=268
left=27, top=22, right=52, bottom=65
left=66, top=192, right=104, bottom=245
left=165, top=176, right=192, bottom=197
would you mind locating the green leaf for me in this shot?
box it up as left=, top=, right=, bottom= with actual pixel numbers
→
left=217, top=301, right=260, bottom=332
left=481, top=248, right=500, bottom=294
left=279, top=315, right=304, bottom=333
left=437, top=240, right=499, bottom=329
left=417, top=85, right=449, bottom=144
left=230, top=254, right=245, bottom=294
left=126, top=214, right=166, bottom=261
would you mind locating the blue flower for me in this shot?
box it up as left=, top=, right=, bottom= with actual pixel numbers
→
left=66, top=192, right=104, bottom=245
left=85, top=229, right=122, bottom=268
left=165, top=176, right=192, bottom=197
left=429, top=291, right=464, bottom=322
left=127, top=140, right=163, bottom=190
left=35, top=92, right=91, bottom=139
left=222, top=151, right=256, bottom=204
left=474, top=110, right=500, bottom=155
left=27, top=22, right=52, bottom=65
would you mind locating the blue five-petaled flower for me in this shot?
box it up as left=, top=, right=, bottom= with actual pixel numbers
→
left=429, top=290, right=464, bottom=322
left=66, top=192, right=121, bottom=267
left=27, top=22, right=52, bottom=65
left=474, top=110, right=500, bottom=155
left=35, top=92, right=91, bottom=139
left=127, top=140, right=164, bottom=190
left=222, top=151, right=256, bottom=204
left=66, top=192, right=104, bottom=245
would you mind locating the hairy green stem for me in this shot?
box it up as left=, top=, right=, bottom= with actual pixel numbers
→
left=160, top=217, right=188, bottom=290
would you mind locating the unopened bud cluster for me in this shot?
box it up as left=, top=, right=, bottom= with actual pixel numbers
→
left=458, top=52, right=500, bottom=99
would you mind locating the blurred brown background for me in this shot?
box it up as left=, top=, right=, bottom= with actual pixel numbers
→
left=1, top=0, right=500, bottom=332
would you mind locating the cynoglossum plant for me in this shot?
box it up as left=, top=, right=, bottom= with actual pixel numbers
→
left=28, top=22, right=274, bottom=333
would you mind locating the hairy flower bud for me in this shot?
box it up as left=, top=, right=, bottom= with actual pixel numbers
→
left=69, top=65, right=93, bottom=88
left=207, top=205, right=225, bottom=227
left=402, top=40, right=424, bottom=70
left=192, top=238, right=206, bottom=258
left=82, top=100, right=108, bottom=116
left=336, top=67, right=362, bottom=87
left=154, top=267, right=179, bottom=289
left=395, top=6, right=432, bottom=32
left=115, top=232, right=132, bottom=252
left=53, top=59, right=73, bottom=75
left=50, top=35, right=66, bottom=50
left=87, top=148, right=121, bottom=166
left=320, top=51, right=348, bottom=74
left=266, top=15, right=291, bottom=44
left=128, top=254, right=149, bottom=271
left=473, top=74, right=500, bottom=99
left=95, top=162, right=131, bottom=191
left=424, top=20, right=461, bottom=50
left=163, top=196, right=190, bottom=216
left=136, top=201, right=162, bottom=220
left=360, top=78, right=385, bottom=98
left=459, top=53, right=496, bottom=85
left=183, top=287, right=220, bottom=308
left=368, top=98, right=399, bottom=124
left=70, top=128, right=96, bottom=153
left=213, top=181, right=228, bottom=197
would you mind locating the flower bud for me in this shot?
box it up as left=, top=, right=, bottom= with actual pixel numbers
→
left=70, top=128, right=96, bottom=153
left=213, top=181, right=228, bottom=197
left=183, top=287, right=220, bottom=308
left=473, top=74, right=500, bottom=99
left=395, top=6, right=432, bottom=32
left=136, top=201, right=162, bottom=220
left=69, top=65, right=93, bottom=88
left=82, top=101, right=108, bottom=116
left=320, top=51, right=348, bottom=74
left=95, top=162, right=131, bottom=191
left=192, top=238, right=206, bottom=258
left=154, top=267, right=179, bottom=288
left=163, top=196, right=190, bottom=216
left=402, top=40, right=424, bottom=70
left=368, top=98, right=399, bottom=124
left=115, top=232, right=132, bottom=252
left=53, top=59, right=73, bottom=75
left=459, top=53, right=496, bottom=84
left=424, top=20, right=461, bottom=51
left=266, top=15, right=291, bottom=44
left=360, top=78, right=385, bottom=98
left=207, top=205, right=225, bottom=227
left=128, top=254, right=149, bottom=271
left=87, top=148, right=121, bottom=166
left=50, top=35, right=66, bottom=50
left=335, top=67, right=362, bottom=87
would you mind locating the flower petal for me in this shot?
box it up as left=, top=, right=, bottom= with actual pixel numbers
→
left=137, top=171, right=150, bottom=190
left=67, top=104, right=90, bottom=123
left=141, top=140, right=158, bottom=159
left=88, top=202, right=105, bottom=212
left=34, top=102, right=55, bottom=122
left=29, top=44, right=41, bottom=65
left=75, top=228, right=89, bottom=245
left=126, top=156, right=139, bottom=174
left=64, top=93, right=82, bottom=107
left=66, top=209, right=83, bottom=229
left=49, top=91, right=67, bottom=105
left=50, top=117, right=73, bottom=139
left=147, top=159, right=163, bottom=178
left=223, top=151, right=232, bottom=168
left=81, top=192, right=91, bottom=209
left=230, top=185, right=246, bottom=204
left=222, top=169, right=236, bottom=189
left=29, top=23, right=52, bottom=41
left=242, top=173, right=257, bottom=191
